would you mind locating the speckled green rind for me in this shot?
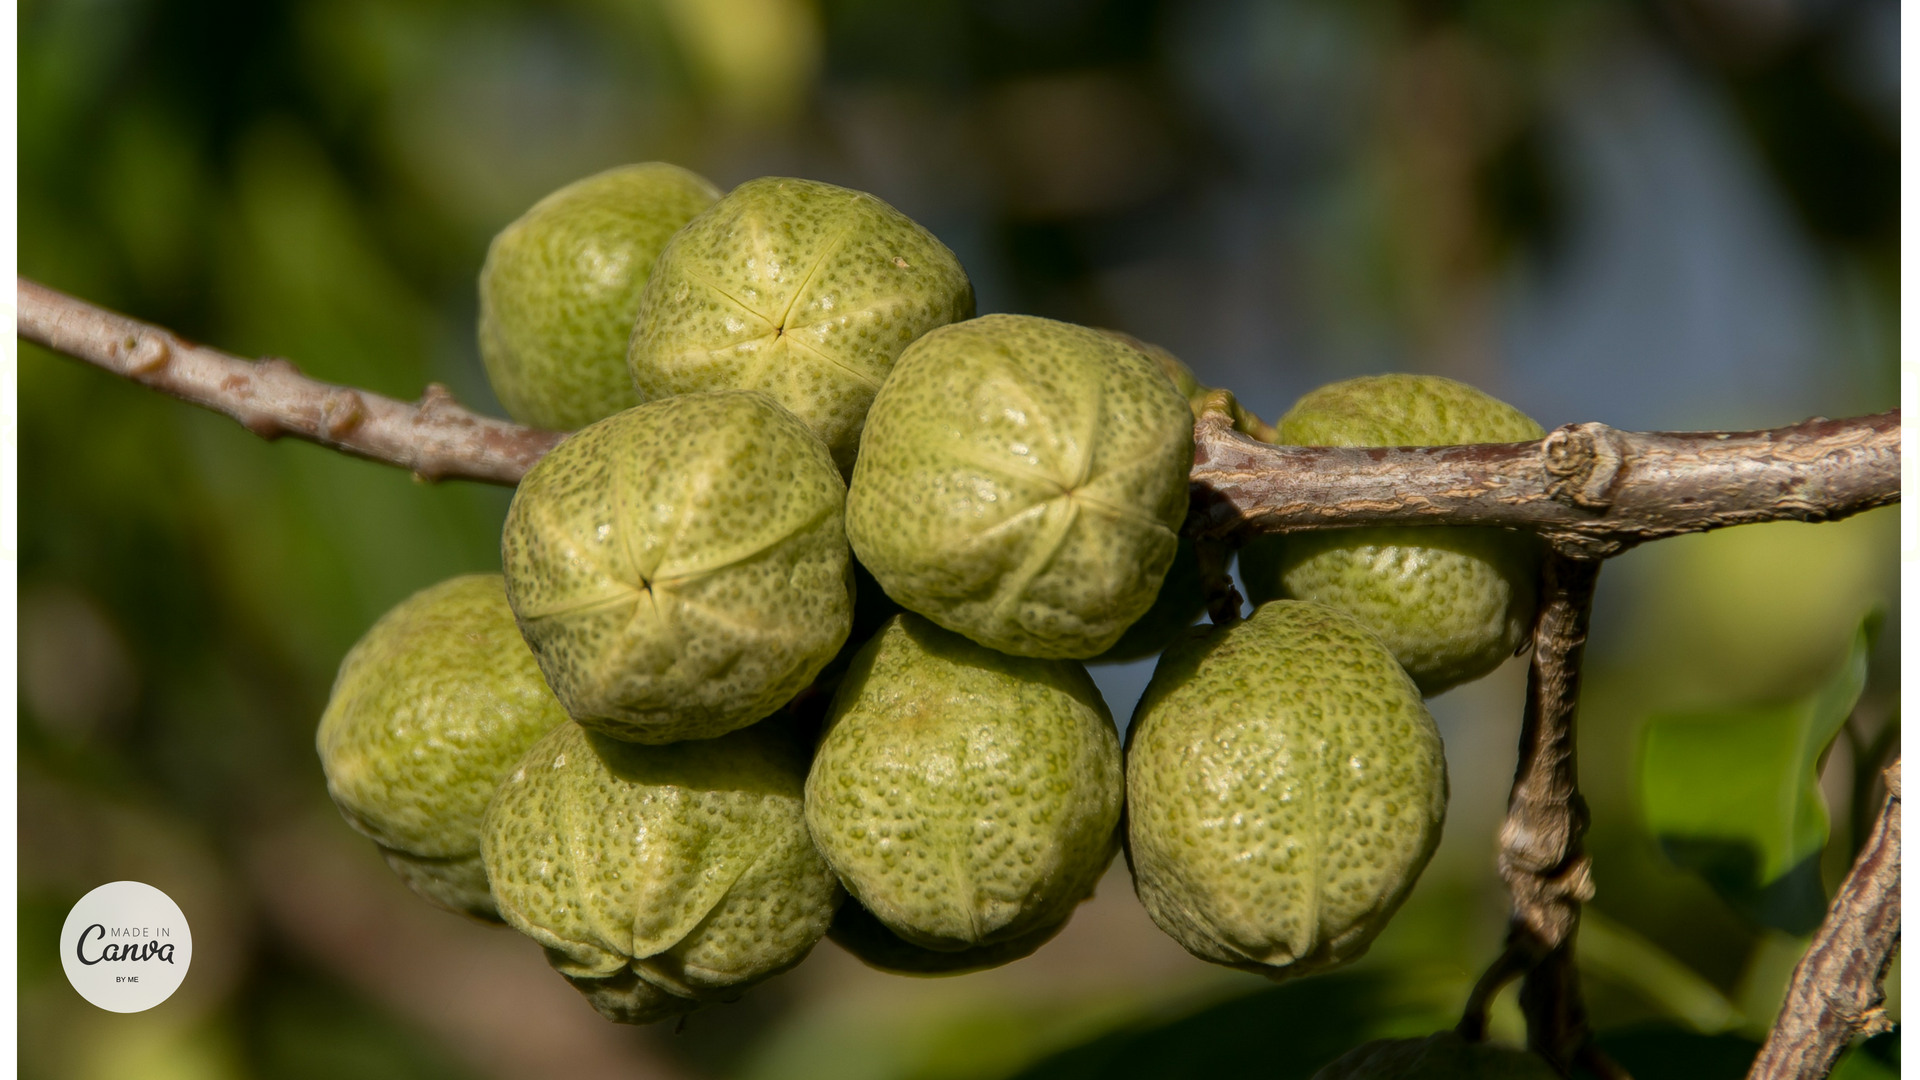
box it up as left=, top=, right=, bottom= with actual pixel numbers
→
left=805, top=614, right=1123, bottom=952
left=316, top=574, right=570, bottom=921
left=845, top=315, right=1195, bottom=659
left=1089, top=535, right=1206, bottom=664
left=480, top=163, right=721, bottom=430
left=482, top=719, right=843, bottom=1023
left=825, top=895, right=1066, bottom=976
left=1241, top=374, right=1545, bottom=696
left=629, top=176, right=975, bottom=471
left=1098, top=329, right=1272, bottom=439
left=1124, top=601, right=1447, bottom=980
left=501, top=391, right=852, bottom=743
left=1311, top=1032, right=1560, bottom=1080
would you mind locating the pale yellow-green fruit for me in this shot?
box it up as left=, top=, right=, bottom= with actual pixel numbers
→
left=316, top=574, right=569, bottom=921
left=501, top=391, right=853, bottom=743
left=1312, top=1032, right=1560, bottom=1079
left=482, top=718, right=842, bottom=1024
left=629, top=176, right=975, bottom=472
left=1126, top=600, right=1447, bottom=980
left=1240, top=374, right=1545, bottom=695
left=479, top=163, right=721, bottom=430
left=845, top=315, right=1195, bottom=659
left=805, top=614, right=1122, bottom=957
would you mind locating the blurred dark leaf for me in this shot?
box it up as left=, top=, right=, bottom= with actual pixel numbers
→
left=1588, top=1024, right=1759, bottom=1080
left=1009, top=970, right=1454, bottom=1080
left=1638, top=609, right=1876, bottom=932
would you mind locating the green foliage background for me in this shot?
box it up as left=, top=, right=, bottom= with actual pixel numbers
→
left=18, top=1, right=1899, bottom=1078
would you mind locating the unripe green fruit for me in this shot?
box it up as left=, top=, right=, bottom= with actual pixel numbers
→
left=316, top=574, right=569, bottom=921
left=846, top=315, right=1195, bottom=659
left=479, top=163, right=721, bottom=430
left=1239, top=374, right=1545, bottom=695
left=826, top=896, right=1064, bottom=976
left=805, top=614, right=1122, bottom=955
left=1089, top=535, right=1206, bottom=664
left=1312, top=1032, right=1560, bottom=1079
left=482, top=718, right=842, bottom=1024
left=629, top=176, right=975, bottom=472
left=502, top=391, right=852, bottom=743
left=1126, top=601, right=1447, bottom=980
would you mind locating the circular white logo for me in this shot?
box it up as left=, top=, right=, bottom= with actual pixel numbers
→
left=59, top=881, right=193, bottom=1012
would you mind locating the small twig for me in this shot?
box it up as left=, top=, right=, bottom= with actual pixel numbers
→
left=17, top=277, right=564, bottom=484
left=1189, top=409, right=1899, bottom=556
left=1456, top=938, right=1531, bottom=1041
left=1747, top=759, right=1901, bottom=1080
left=1460, top=551, right=1605, bottom=1073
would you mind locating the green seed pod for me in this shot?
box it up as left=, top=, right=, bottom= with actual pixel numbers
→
left=1088, top=535, right=1206, bottom=664
left=825, top=896, right=1064, bottom=977
left=1312, top=1032, right=1560, bottom=1080
left=629, top=176, right=975, bottom=472
left=1239, top=374, right=1545, bottom=695
left=805, top=614, right=1122, bottom=957
left=482, top=718, right=842, bottom=1024
left=501, top=391, right=852, bottom=743
left=1126, top=601, right=1447, bottom=980
left=316, top=574, right=569, bottom=921
left=846, top=315, right=1195, bottom=659
left=1100, top=328, right=1273, bottom=441
left=479, top=163, right=722, bottom=430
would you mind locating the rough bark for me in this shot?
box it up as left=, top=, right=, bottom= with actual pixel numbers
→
left=1188, top=410, right=1899, bottom=557
left=1747, top=760, right=1902, bottom=1080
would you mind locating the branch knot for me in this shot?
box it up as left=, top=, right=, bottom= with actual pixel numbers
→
left=1543, top=422, right=1626, bottom=509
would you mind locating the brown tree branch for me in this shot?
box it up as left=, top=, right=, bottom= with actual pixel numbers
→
left=1189, top=410, right=1900, bottom=557
left=16, top=277, right=565, bottom=484
left=1747, top=759, right=1902, bottom=1080
left=20, top=280, right=1899, bottom=550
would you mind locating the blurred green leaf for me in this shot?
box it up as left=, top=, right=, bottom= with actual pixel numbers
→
left=1638, top=610, right=1877, bottom=932
left=1577, top=909, right=1743, bottom=1034
left=1010, top=968, right=1460, bottom=1080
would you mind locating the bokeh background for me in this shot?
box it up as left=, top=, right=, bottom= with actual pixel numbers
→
left=17, top=0, right=1900, bottom=1077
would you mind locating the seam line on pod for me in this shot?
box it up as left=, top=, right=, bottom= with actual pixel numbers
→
left=681, top=269, right=778, bottom=334
left=514, top=582, right=643, bottom=623
left=782, top=330, right=884, bottom=391
left=652, top=501, right=840, bottom=585
left=989, top=496, right=1080, bottom=628
left=1067, top=492, right=1172, bottom=533
left=773, top=224, right=853, bottom=332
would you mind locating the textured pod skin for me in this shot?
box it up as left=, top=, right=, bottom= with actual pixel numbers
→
left=805, top=614, right=1122, bottom=954
left=502, top=391, right=852, bottom=743
left=846, top=315, right=1195, bottom=658
left=316, top=575, right=569, bottom=921
left=825, top=896, right=1065, bottom=976
left=480, top=163, right=721, bottom=430
left=1240, top=374, right=1545, bottom=695
left=1089, top=535, right=1206, bottom=664
left=1311, top=1032, right=1560, bottom=1079
left=482, top=719, right=842, bottom=1024
left=629, top=177, right=975, bottom=472
left=1126, top=601, right=1447, bottom=980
